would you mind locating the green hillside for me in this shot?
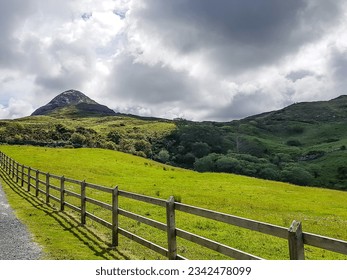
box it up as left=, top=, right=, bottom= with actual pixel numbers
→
left=1, top=145, right=346, bottom=260
left=0, top=95, right=346, bottom=190
left=158, top=96, right=347, bottom=190
left=0, top=114, right=175, bottom=157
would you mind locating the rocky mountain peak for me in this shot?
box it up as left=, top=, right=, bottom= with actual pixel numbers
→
left=31, top=90, right=116, bottom=117
left=46, top=89, right=98, bottom=107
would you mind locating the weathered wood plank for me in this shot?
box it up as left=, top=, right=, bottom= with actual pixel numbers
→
left=166, top=196, right=177, bottom=260
left=119, top=190, right=166, bottom=207
left=49, top=174, right=63, bottom=180
left=64, top=177, right=82, bottom=185
left=175, top=202, right=288, bottom=239
left=49, top=184, right=60, bottom=192
left=49, top=194, right=60, bottom=203
left=288, top=220, right=305, bottom=260
left=37, top=188, right=46, bottom=195
left=27, top=167, right=31, bottom=192
left=303, top=232, right=347, bottom=255
left=85, top=212, right=112, bottom=229
left=176, top=228, right=262, bottom=260
left=118, top=208, right=167, bottom=232
left=60, top=176, right=65, bottom=211
left=64, top=202, right=81, bottom=213
left=45, top=173, right=50, bottom=204
left=85, top=182, right=113, bottom=193
left=85, top=197, right=112, bottom=211
left=64, top=189, right=81, bottom=199
left=112, top=186, right=119, bottom=247
left=37, top=179, right=46, bottom=185
left=81, top=180, right=86, bottom=225
left=118, top=227, right=168, bottom=257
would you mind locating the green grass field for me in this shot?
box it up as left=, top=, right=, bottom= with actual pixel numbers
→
left=1, top=145, right=347, bottom=260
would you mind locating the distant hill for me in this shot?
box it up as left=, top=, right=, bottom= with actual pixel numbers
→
left=1, top=94, right=346, bottom=190
left=244, top=95, right=347, bottom=123
left=31, top=90, right=116, bottom=117
left=159, top=95, right=347, bottom=190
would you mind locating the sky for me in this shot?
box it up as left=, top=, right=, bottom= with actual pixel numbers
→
left=1, top=0, right=347, bottom=121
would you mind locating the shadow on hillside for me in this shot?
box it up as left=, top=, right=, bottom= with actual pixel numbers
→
left=0, top=169, right=130, bottom=260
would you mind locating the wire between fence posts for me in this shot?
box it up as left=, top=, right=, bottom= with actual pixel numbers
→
left=112, top=186, right=119, bottom=247
left=60, top=176, right=65, bottom=211
left=166, top=196, right=177, bottom=260
left=288, top=220, right=305, bottom=260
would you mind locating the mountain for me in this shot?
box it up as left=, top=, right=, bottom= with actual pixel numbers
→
left=243, top=95, right=347, bottom=123
left=31, top=90, right=116, bottom=117
left=159, top=95, right=347, bottom=190
left=1, top=94, right=346, bottom=190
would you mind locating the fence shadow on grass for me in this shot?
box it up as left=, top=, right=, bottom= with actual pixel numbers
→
left=0, top=168, right=130, bottom=260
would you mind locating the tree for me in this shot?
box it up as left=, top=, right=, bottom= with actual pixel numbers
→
left=107, top=130, right=122, bottom=144
left=337, top=166, right=347, bottom=180
left=134, top=140, right=152, bottom=157
left=70, top=132, right=86, bottom=146
left=191, top=142, right=210, bottom=158
left=215, top=156, right=241, bottom=173
left=194, top=153, right=220, bottom=172
left=157, top=149, right=170, bottom=163
left=281, top=166, right=313, bottom=186
left=258, top=167, right=280, bottom=181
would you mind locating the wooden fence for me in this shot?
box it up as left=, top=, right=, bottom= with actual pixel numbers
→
left=0, top=151, right=347, bottom=260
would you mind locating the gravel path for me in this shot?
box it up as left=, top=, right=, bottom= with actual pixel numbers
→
left=0, top=182, right=42, bottom=260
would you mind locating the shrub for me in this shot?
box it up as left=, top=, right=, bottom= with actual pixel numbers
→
left=286, top=139, right=302, bottom=146
left=259, top=167, right=280, bottom=181
left=215, top=156, right=241, bottom=173
left=191, top=142, right=211, bottom=158
left=281, top=166, right=313, bottom=186
left=157, top=149, right=170, bottom=163
left=194, top=153, right=219, bottom=172
left=107, top=131, right=122, bottom=144
left=70, top=132, right=86, bottom=145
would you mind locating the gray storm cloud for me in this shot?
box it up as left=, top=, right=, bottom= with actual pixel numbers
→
left=1, top=0, right=347, bottom=120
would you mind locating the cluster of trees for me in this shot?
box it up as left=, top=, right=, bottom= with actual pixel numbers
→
left=0, top=121, right=155, bottom=158
left=151, top=122, right=322, bottom=187
left=1, top=119, right=346, bottom=190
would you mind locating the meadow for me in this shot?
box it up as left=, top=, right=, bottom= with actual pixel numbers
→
left=1, top=144, right=347, bottom=260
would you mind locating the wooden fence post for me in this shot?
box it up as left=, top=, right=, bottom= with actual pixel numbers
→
left=7, top=156, right=9, bottom=173
left=7, top=156, right=9, bottom=174
left=35, top=170, right=39, bottom=197
left=27, top=167, right=31, bottom=192
left=60, top=176, right=65, bottom=211
left=111, top=186, right=119, bottom=247
left=46, top=173, right=50, bottom=204
left=8, top=156, right=10, bottom=174
left=11, top=159, right=15, bottom=178
left=15, top=162, right=19, bottom=183
left=288, top=220, right=305, bottom=260
left=81, top=180, right=86, bottom=225
left=21, top=165, right=25, bottom=187
left=166, top=196, right=177, bottom=260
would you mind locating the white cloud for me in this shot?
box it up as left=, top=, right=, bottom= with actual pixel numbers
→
left=1, top=0, right=347, bottom=120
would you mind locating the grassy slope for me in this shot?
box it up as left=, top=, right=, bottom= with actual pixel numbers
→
left=12, top=115, right=175, bottom=137
left=1, top=145, right=347, bottom=260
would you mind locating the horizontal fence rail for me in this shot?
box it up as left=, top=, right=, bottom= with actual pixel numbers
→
left=0, top=151, right=347, bottom=260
